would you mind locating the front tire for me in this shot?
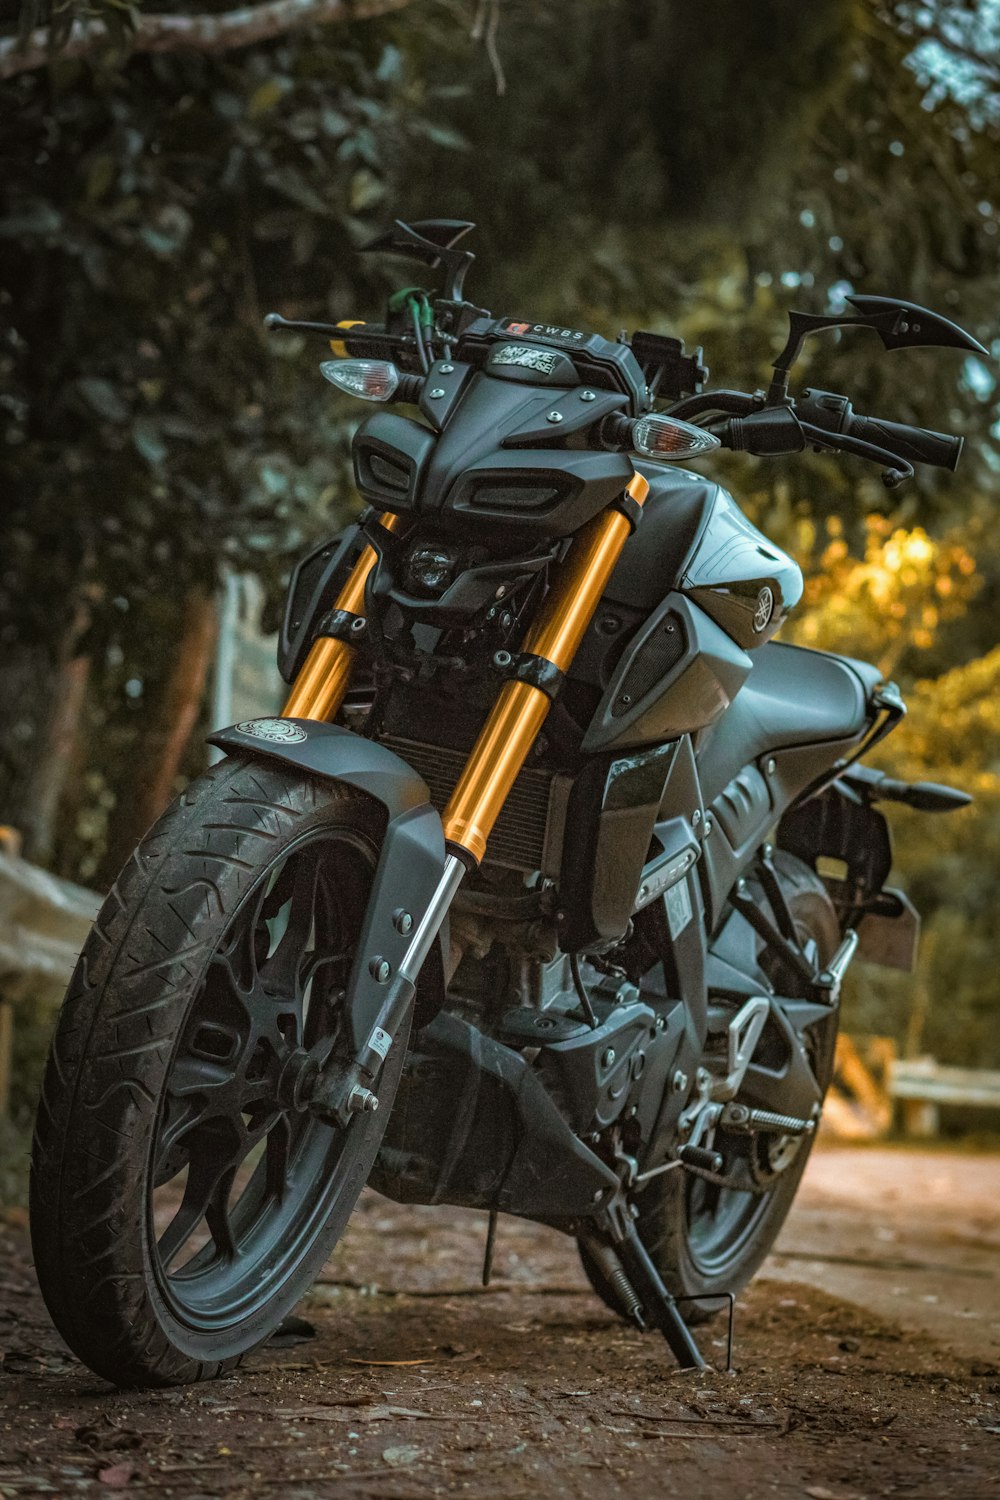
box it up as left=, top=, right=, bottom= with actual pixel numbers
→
left=31, top=755, right=399, bottom=1387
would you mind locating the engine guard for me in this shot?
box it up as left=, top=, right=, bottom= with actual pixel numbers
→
left=208, top=718, right=448, bottom=1052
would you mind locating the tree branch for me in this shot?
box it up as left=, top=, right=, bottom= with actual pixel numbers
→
left=0, top=0, right=413, bottom=79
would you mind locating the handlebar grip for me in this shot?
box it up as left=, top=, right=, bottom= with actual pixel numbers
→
left=847, top=413, right=963, bottom=472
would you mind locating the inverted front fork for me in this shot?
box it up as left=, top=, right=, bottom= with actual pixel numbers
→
left=282, top=512, right=402, bottom=721
left=282, top=474, right=650, bottom=864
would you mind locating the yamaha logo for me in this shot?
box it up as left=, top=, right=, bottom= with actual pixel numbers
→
left=235, top=718, right=307, bottom=744
left=752, top=587, right=774, bottom=633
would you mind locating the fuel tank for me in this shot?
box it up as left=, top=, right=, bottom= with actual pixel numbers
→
left=567, top=466, right=804, bottom=755
left=606, top=464, right=803, bottom=648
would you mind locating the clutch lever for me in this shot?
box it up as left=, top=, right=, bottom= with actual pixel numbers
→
left=264, top=312, right=343, bottom=335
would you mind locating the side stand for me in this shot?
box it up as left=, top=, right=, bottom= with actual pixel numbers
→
left=616, top=1219, right=706, bottom=1371
left=584, top=1194, right=704, bottom=1371
left=674, top=1292, right=736, bottom=1375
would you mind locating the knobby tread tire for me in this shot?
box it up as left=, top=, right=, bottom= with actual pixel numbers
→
left=30, top=755, right=385, bottom=1388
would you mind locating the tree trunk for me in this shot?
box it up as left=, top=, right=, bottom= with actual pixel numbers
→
left=15, top=604, right=92, bottom=868
left=104, top=588, right=218, bottom=874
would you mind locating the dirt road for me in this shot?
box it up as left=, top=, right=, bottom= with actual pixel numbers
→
left=1, top=1144, right=998, bottom=1499
left=772, top=1146, right=1000, bottom=1366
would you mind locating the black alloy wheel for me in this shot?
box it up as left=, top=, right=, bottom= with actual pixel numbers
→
left=31, top=758, right=404, bottom=1387
left=151, top=826, right=373, bottom=1332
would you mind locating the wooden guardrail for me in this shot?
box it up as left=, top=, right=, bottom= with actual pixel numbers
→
left=888, top=1056, right=1000, bottom=1137
left=0, top=832, right=100, bottom=1116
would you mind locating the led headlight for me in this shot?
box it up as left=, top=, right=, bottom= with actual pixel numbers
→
left=403, top=541, right=460, bottom=597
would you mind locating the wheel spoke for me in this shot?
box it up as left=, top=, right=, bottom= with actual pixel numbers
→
left=168, top=1050, right=236, bottom=1103
left=264, top=1114, right=293, bottom=1205
left=215, top=869, right=275, bottom=995
left=153, top=1095, right=203, bottom=1184
left=204, top=1162, right=240, bottom=1261
left=261, top=852, right=322, bottom=996
left=158, top=1145, right=234, bottom=1270
left=149, top=823, right=380, bottom=1324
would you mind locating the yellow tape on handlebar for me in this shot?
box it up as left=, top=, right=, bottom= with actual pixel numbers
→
left=328, top=321, right=364, bottom=359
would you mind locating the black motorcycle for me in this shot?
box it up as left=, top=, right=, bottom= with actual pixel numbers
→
left=31, top=219, right=982, bottom=1385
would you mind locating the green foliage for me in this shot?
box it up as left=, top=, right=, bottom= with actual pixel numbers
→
left=0, top=11, right=461, bottom=877
left=0, top=0, right=997, bottom=1065
left=1, top=27, right=429, bottom=640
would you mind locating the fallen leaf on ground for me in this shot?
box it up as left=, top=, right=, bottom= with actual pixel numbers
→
left=97, top=1462, right=137, bottom=1489
left=269, top=1314, right=316, bottom=1348
left=274, top=1403, right=450, bottom=1423
left=76, top=1423, right=144, bottom=1453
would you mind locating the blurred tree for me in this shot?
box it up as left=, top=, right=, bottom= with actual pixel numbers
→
left=786, top=515, right=981, bottom=678
left=0, top=0, right=997, bottom=1075
left=0, top=15, right=443, bottom=871
left=0, top=0, right=856, bottom=880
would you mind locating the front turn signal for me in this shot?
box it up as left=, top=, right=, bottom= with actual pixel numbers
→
left=320, top=359, right=400, bottom=402
left=631, top=414, right=721, bottom=461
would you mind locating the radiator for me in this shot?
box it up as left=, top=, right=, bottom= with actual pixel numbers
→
left=380, top=734, right=565, bottom=874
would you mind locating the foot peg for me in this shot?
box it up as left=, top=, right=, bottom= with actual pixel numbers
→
left=677, top=1143, right=724, bottom=1173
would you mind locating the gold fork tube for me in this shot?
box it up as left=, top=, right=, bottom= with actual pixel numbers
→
left=282, top=513, right=401, bottom=722
left=442, top=473, right=650, bottom=864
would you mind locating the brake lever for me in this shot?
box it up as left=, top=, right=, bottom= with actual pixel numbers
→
left=723, top=407, right=914, bottom=488
left=797, top=420, right=914, bottom=488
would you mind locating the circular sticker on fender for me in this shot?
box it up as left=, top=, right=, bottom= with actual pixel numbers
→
left=752, top=586, right=774, bottom=633
left=235, top=718, right=307, bottom=744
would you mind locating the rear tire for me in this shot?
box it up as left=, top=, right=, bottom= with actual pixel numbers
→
left=580, top=851, right=840, bottom=1325
left=31, top=756, right=400, bottom=1387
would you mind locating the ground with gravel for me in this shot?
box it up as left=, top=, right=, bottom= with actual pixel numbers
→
left=1, top=1145, right=998, bottom=1499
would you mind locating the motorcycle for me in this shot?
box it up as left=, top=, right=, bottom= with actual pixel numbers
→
left=30, top=219, right=984, bottom=1386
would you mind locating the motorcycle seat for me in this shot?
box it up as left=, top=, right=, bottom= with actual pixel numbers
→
left=696, top=640, right=881, bottom=805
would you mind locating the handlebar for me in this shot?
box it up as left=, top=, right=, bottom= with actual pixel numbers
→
left=798, top=388, right=963, bottom=473
left=264, top=311, right=408, bottom=364
left=844, top=413, right=962, bottom=472
left=266, top=310, right=965, bottom=486
left=707, top=388, right=962, bottom=488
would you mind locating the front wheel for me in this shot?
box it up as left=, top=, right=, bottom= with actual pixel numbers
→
left=30, top=755, right=400, bottom=1387
left=580, top=851, right=840, bottom=1325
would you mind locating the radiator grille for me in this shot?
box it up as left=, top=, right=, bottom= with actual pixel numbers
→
left=381, top=734, right=555, bottom=872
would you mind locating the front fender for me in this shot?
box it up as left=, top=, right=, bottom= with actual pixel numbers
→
left=209, top=718, right=447, bottom=1047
